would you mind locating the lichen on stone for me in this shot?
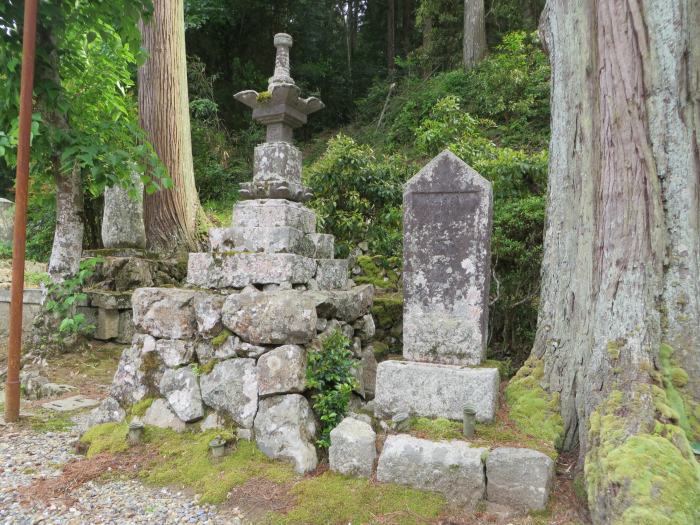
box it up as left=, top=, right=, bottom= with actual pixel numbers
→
left=503, top=357, right=564, bottom=449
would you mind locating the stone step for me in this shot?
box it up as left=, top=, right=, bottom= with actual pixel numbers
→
left=377, top=434, right=486, bottom=506
left=187, top=252, right=317, bottom=289
left=209, top=226, right=333, bottom=259
left=374, top=360, right=499, bottom=423
left=233, top=199, right=316, bottom=233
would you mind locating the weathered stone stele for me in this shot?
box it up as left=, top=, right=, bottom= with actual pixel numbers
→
left=0, top=198, right=13, bottom=244
left=101, top=173, right=147, bottom=249
left=403, top=150, right=493, bottom=365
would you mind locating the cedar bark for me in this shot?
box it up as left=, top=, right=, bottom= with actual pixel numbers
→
left=462, top=0, right=486, bottom=70
left=535, top=0, right=700, bottom=522
left=138, top=0, right=202, bottom=254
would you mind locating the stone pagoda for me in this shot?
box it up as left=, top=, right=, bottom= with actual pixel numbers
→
left=97, top=34, right=376, bottom=475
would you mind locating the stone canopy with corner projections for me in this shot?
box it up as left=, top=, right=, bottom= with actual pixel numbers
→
left=374, top=150, right=500, bottom=423
left=90, top=33, right=376, bottom=476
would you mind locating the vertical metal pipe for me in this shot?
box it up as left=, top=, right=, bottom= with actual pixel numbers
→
left=5, top=0, right=39, bottom=423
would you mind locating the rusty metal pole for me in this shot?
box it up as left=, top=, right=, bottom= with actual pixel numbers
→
left=5, top=0, right=39, bottom=423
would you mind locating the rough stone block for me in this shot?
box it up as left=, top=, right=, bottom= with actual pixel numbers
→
left=117, top=310, right=135, bottom=344
left=159, top=367, right=204, bottom=423
left=485, top=447, right=554, bottom=511
left=403, top=150, right=492, bottom=366
left=200, top=359, right=258, bottom=428
left=155, top=339, right=195, bottom=368
left=315, top=259, right=348, bottom=290
left=222, top=291, right=317, bottom=345
left=253, top=142, right=302, bottom=183
left=95, top=308, right=119, bottom=340
left=88, top=291, right=132, bottom=310
left=187, top=252, right=317, bottom=289
left=307, top=233, right=334, bottom=259
left=257, top=345, right=307, bottom=396
left=306, top=284, right=374, bottom=322
left=374, top=361, right=499, bottom=422
left=110, top=334, right=157, bottom=405
left=233, top=199, right=316, bottom=233
left=254, top=394, right=318, bottom=474
left=143, top=399, right=186, bottom=432
left=0, top=198, right=13, bottom=244
left=132, top=288, right=197, bottom=339
left=329, top=417, right=376, bottom=478
left=377, top=434, right=486, bottom=505
left=209, top=226, right=314, bottom=257
left=193, top=293, right=225, bottom=338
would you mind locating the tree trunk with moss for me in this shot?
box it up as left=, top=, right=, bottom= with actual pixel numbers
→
left=138, top=0, right=203, bottom=254
left=510, top=1, right=700, bottom=523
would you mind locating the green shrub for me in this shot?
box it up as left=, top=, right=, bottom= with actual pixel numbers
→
left=306, top=330, right=358, bottom=448
left=306, top=135, right=410, bottom=258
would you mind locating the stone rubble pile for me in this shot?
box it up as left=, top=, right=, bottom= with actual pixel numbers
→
left=94, top=33, right=375, bottom=475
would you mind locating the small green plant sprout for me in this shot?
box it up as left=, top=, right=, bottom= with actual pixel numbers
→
left=257, top=90, right=272, bottom=103
left=307, top=330, right=358, bottom=448
left=44, top=256, right=103, bottom=336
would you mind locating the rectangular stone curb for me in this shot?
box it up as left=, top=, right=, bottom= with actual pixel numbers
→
left=485, top=447, right=555, bottom=511
left=233, top=199, right=316, bottom=233
left=374, top=360, right=499, bottom=422
left=377, top=434, right=486, bottom=506
left=186, top=252, right=317, bottom=289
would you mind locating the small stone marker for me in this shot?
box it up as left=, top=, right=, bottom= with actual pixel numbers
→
left=0, top=198, right=14, bottom=244
left=43, top=395, right=100, bottom=412
left=403, top=150, right=492, bottom=365
left=102, top=173, right=146, bottom=249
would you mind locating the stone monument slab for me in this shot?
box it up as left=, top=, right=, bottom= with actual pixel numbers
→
left=403, top=150, right=492, bottom=365
left=0, top=198, right=13, bottom=244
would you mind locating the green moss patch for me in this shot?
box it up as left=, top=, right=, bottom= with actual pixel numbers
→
left=586, top=388, right=700, bottom=525
left=504, top=357, right=564, bottom=449
left=81, top=421, right=129, bottom=457
left=130, top=397, right=154, bottom=418
left=142, top=429, right=294, bottom=504
left=29, top=410, right=76, bottom=433
left=262, top=472, right=446, bottom=525
left=659, top=344, right=699, bottom=444
left=211, top=328, right=232, bottom=348
left=354, top=255, right=400, bottom=289
left=371, top=293, right=402, bottom=329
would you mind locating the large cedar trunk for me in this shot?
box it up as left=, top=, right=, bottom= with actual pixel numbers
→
left=534, top=1, right=700, bottom=522
left=462, top=0, right=486, bottom=70
left=138, top=0, right=202, bottom=253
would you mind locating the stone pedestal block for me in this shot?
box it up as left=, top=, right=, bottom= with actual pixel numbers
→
left=485, top=447, right=554, bottom=511
left=329, top=417, right=376, bottom=478
left=187, top=253, right=317, bottom=289
left=209, top=226, right=314, bottom=257
left=374, top=360, right=499, bottom=422
left=253, top=142, right=302, bottom=184
left=233, top=199, right=316, bottom=233
left=377, top=434, right=486, bottom=506
left=95, top=308, right=119, bottom=340
left=315, top=259, right=348, bottom=290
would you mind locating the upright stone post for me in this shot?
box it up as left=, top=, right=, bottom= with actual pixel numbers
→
left=374, top=150, right=500, bottom=423
left=101, top=172, right=147, bottom=250
left=0, top=198, right=14, bottom=245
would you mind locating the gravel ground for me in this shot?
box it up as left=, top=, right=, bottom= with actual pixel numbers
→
left=0, top=428, right=240, bottom=525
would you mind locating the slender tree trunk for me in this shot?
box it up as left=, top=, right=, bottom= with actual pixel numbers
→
left=462, top=0, right=486, bottom=70
left=532, top=1, right=700, bottom=522
left=402, top=0, right=413, bottom=56
left=387, top=0, right=396, bottom=73
left=138, top=0, right=202, bottom=254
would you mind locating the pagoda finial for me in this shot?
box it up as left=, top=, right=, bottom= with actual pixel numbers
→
left=269, top=33, right=294, bottom=88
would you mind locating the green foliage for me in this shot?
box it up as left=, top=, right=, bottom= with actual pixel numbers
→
left=354, top=255, right=401, bottom=289
left=44, top=257, right=102, bottom=336
left=504, top=357, right=564, bottom=449
left=0, top=243, right=11, bottom=259
left=306, top=135, right=410, bottom=258
left=263, top=471, right=446, bottom=525
left=306, top=330, right=358, bottom=448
